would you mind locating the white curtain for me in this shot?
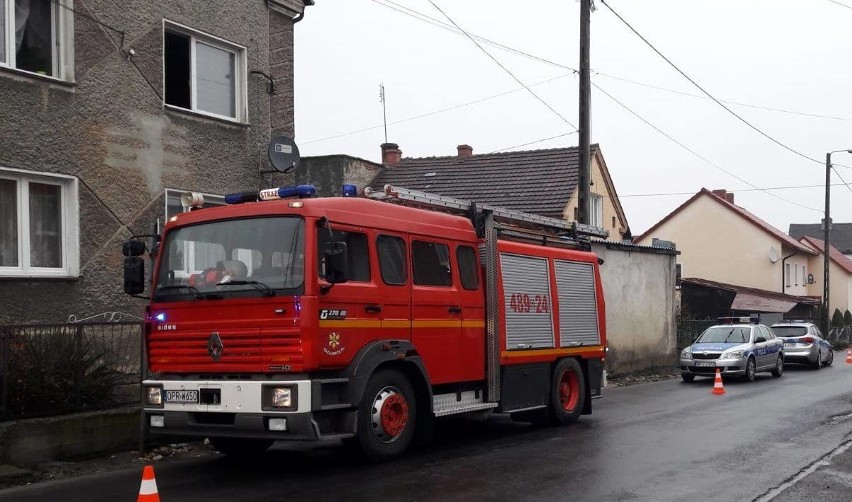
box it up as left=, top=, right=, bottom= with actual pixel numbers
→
left=14, top=0, right=29, bottom=50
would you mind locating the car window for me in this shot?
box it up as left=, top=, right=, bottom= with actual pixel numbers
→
left=771, top=325, right=808, bottom=337
left=761, top=326, right=774, bottom=340
left=696, top=326, right=750, bottom=344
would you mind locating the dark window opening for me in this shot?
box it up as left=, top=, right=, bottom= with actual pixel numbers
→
left=15, top=0, right=54, bottom=75
left=317, top=229, right=370, bottom=282
left=164, top=31, right=191, bottom=109
left=412, top=241, right=451, bottom=287
left=377, top=235, right=407, bottom=285
left=456, top=245, right=479, bottom=290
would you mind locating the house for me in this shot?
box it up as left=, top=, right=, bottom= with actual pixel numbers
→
left=790, top=223, right=852, bottom=258
left=636, top=188, right=819, bottom=318
left=0, top=0, right=313, bottom=324
left=797, top=236, right=852, bottom=318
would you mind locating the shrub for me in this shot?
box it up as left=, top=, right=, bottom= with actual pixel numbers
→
left=845, top=310, right=852, bottom=327
left=832, top=309, right=844, bottom=329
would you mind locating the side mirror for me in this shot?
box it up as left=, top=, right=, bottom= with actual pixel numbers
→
left=324, top=242, right=349, bottom=284
left=124, top=256, right=145, bottom=294
left=122, top=240, right=147, bottom=257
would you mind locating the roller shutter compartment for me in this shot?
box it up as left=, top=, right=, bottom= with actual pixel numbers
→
left=501, top=253, right=555, bottom=349
left=554, top=260, right=600, bottom=347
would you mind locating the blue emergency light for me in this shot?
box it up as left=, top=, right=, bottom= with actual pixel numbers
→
left=342, top=184, right=358, bottom=197
left=225, top=184, right=317, bottom=204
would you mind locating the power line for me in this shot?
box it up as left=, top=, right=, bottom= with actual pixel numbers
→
left=425, top=0, right=578, bottom=131
left=592, top=81, right=823, bottom=213
left=618, top=183, right=850, bottom=199
left=827, top=0, right=852, bottom=11
left=487, top=132, right=577, bottom=153
left=302, top=73, right=573, bottom=145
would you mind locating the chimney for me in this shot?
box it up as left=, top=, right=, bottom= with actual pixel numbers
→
left=457, top=144, right=473, bottom=158
left=711, top=189, right=734, bottom=204
left=381, top=143, right=402, bottom=167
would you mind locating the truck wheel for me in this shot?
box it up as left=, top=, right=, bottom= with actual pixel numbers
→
left=550, top=358, right=586, bottom=425
left=356, top=369, right=416, bottom=461
left=210, top=437, right=273, bottom=457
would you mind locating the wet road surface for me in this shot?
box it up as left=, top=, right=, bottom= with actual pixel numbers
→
left=2, top=360, right=851, bottom=501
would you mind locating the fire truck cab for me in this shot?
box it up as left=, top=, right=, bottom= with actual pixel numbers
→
left=125, top=184, right=607, bottom=460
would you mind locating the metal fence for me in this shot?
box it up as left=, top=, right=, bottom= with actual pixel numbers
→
left=676, top=319, right=715, bottom=349
left=0, top=312, right=143, bottom=421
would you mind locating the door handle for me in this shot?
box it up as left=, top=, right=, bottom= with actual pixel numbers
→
left=448, top=306, right=462, bottom=314
left=365, top=304, right=382, bottom=313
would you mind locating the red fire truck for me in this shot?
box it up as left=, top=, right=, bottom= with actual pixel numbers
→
left=123, top=184, right=608, bottom=460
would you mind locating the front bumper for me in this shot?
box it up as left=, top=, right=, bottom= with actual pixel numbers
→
left=142, top=379, right=355, bottom=441
left=679, top=357, right=745, bottom=376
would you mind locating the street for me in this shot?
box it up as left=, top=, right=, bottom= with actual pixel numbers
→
left=1, top=361, right=850, bottom=501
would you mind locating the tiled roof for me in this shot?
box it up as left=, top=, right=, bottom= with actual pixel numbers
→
left=790, top=223, right=852, bottom=254
left=681, top=277, right=820, bottom=304
left=798, top=236, right=852, bottom=274
left=369, top=145, right=598, bottom=218
left=637, top=188, right=816, bottom=254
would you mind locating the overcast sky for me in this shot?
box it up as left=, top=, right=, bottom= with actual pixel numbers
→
left=294, top=0, right=852, bottom=235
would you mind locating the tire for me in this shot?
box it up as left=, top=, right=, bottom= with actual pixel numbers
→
left=356, top=369, right=417, bottom=461
left=826, top=349, right=834, bottom=367
left=743, top=357, right=756, bottom=382
left=681, top=373, right=695, bottom=383
left=210, top=437, right=273, bottom=457
left=771, top=355, right=784, bottom=378
left=549, top=358, right=586, bottom=425
left=813, top=349, right=822, bottom=370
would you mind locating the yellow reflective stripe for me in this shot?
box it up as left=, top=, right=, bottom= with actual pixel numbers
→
left=382, top=320, right=411, bottom=328
left=318, top=320, right=381, bottom=328
left=317, top=319, right=486, bottom=329
left=502, top=346, right=605, bottom=358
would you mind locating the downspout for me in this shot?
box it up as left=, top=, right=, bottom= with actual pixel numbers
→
left=781, top=251, right=798, bottom=294
left=294, top=0, right=312, bottom=23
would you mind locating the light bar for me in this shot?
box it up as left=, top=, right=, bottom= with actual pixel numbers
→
left=225, top=185, right=317, bottom=204
left=342, top=184, right=358, bottom=197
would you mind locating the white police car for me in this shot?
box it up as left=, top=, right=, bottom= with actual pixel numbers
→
left=680, top=317, right=785, bottom=382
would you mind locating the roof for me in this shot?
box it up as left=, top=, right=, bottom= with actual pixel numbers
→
left=798, top=236, right=852, bottom=274
left=790, top=223, right=852, bottom=254
left=681, top=277, right=820, bottom=313
left=370, top=145, right=628, bottom=224
left=636, top=188, right=816, bottom=254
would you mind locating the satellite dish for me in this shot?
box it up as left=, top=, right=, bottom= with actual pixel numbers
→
left=769, top=246, right=780, bottom=263
left=268, top=134, right=300, bottom=173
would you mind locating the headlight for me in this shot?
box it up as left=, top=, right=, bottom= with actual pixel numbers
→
left=681, top=349, right=692, bottom=359
left=271, top=387, right=292, bottom=408
left=146, top=386, right=162, bottom=406
left=720, top=350, right=744, bottom=360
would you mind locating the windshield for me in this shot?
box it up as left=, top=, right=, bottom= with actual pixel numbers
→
left=695, top=326, right=751, bottom=344
left=771, top=326, right=808, bottom=338
left=154, top=217, right=305, bottom=301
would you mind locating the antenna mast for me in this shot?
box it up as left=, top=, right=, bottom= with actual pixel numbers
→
left=379, top=83, right=388, bottom=143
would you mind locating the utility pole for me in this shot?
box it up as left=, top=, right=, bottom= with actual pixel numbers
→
left=823, top=152, right=832, bottom=337
left=577, top=0, right=592, bottom=225
left=379, top=83, right=388, bottom=143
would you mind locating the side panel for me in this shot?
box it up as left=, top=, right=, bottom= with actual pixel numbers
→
left=501, top=253, right=555, bottom=349
left=554, top=260, right=601, bottom=347
left=500, top=363, right=550, bottom=412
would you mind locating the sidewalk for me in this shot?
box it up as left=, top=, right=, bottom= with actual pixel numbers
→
left=770, top=438, right=852, bottom=501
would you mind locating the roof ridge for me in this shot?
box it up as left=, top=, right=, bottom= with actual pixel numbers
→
left=401, top=143, right=599, bottom=162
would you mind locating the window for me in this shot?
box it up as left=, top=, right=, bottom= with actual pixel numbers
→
left=795, top=264, right=798, bottom=286
left=675, top=263, right=683, bottom=287
left=612, top=216, right=616, bottom=229
left=377, top=235, right=406, bottom=285
left=164, top=22, right=245, bottom=121
left=803, top=265, right=807, bottom=284
left=165, top=189, right=225, bottom=220
left=317, top=229, right=370, bottom=282
left=590, top=194, right=603, bottom=227
left=1, top=0, right=72, bottom=80
left=456, top=245, right=479, bottom=290
left=0, top=168, right=78, bottom=277
left=785, top=263, right=790, bottom=287
left=412, top=241, right=451, bottom=287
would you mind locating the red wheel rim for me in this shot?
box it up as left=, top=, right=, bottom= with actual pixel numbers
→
left=559, top=369, right=580, bottom=412
left=379, top=393, right=409, bottom=438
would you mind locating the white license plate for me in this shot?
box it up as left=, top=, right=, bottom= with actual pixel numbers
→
left=164, top=390, right=198, bottom=404
left=694, top=361, right=716, bottom=367
left=784, top=342, right=795, bottom=347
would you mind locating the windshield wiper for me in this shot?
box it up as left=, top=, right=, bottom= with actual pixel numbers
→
left=216, top=280, right=276, bottom=297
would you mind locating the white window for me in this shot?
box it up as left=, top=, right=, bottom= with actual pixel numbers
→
left=0, top=167, right=78, bottom=277
left=785, top=263, right=790, bottom=287
left=803, top=265, right=807, bottom=284
left=1, top=0, right=73, bottom=80
left=589, top=194, right=604, bottom=228
left=163, top=21, right=246, bottom=122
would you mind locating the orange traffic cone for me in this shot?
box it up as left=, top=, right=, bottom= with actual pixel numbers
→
left=846, top=349, right=852, bottom=364
left=137, top=465, right=160, bottom=502
left=712, top=369, right=726, bottom=395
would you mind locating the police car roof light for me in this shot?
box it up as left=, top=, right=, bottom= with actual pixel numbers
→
left=342, top=184, right=358, bottom=197
left=225, top=191, right=258, bottom=204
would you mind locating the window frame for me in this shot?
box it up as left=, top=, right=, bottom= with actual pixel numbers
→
left=0, top=166, right=79, bottom=278
left=162, top=20, right=247, bottom=123
left=376, top=234, right=407, bottom=286
left=589, top=194, right=604, bottom=228
left=0, top=0, right=74, bottom=82
left=456, top=245, right=479, bottom=291
left=411, top=239, right=452, bottom=288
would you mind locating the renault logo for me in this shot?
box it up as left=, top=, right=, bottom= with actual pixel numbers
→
left=208, top=332, right=224, bottom=361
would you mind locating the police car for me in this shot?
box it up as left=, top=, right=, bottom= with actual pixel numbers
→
left=770, top=321, right=834, bottom=369
left=680, top=317, right=785, bottom=382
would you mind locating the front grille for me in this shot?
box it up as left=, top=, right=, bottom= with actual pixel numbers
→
left=693, top=353, right=721, bottom=360
left=148, top=329, right=303, bottom=372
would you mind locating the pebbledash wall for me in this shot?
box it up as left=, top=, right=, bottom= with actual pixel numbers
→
left=0, top=0, right=310, bottom=324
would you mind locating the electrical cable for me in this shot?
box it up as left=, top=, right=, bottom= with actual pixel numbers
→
left=827, top=0, right=852, bottom=11
left=487, top=132, right=577, bottom=153
left=425, top=0, right=578, bottom=131
left=617, top=183, right=849, bottom=199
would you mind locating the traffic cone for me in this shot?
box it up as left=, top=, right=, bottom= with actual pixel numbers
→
left=137, top=465, right=160, bottom=502
left=846, top=349, right=852, bottom=364
left=712, top=369, right=726, bottom=395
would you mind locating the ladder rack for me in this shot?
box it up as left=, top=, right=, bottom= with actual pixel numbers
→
left=364, top=184, right=609, bottom=241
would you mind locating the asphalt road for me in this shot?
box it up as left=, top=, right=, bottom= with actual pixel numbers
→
left=2, top=359, right=852, bottom=502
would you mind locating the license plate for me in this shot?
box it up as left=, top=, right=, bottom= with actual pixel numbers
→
left=784, top=342, right=794, bottom=347
left=164, top=390, right=198, bottom=404
left=694, top=361, right=715, bottom=367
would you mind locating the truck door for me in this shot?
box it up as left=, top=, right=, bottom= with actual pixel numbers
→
left=375, top=234, right=412, bottom=342
left=410, top=239, right=463, bottom=385
left=455, top=243, right=485, bottom=382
